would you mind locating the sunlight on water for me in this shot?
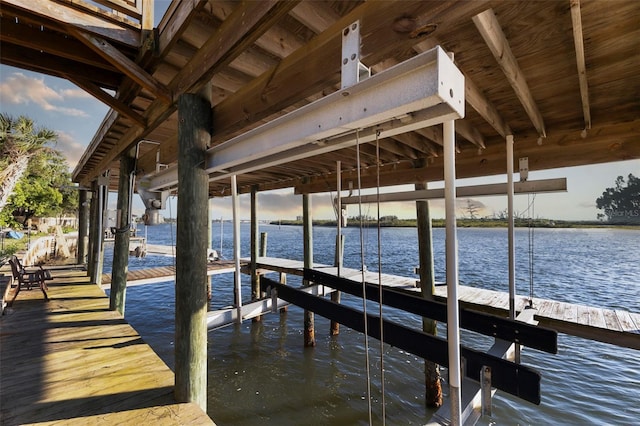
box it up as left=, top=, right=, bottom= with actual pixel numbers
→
left=106, top=224, right=639, bottom=425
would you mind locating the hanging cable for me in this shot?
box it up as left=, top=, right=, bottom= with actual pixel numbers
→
left=375, top=129, right=386, bottom=424
left=356, top=130, right=373, bottom=425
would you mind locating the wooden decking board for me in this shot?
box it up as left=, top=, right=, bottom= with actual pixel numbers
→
left=0, top=268, right=214, bottom=425
left=251, top=257, right=640, bottom=350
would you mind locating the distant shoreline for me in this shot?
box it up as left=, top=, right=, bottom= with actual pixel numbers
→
left=269, top=218, right=640, bottom=229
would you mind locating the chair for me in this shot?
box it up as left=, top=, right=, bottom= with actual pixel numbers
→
left=8, top=256, right=48, bottom=302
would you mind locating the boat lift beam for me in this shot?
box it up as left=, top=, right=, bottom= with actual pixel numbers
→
left=340, top=177, right=567, bottom=204
left=141, top=46, right=464, bottom=192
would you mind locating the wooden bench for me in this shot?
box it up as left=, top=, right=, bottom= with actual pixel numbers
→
left=8, top=256, right=49, bottom=303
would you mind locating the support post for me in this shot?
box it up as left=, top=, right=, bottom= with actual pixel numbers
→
left=77, top=189, right=89, bottom=265
left=207, top=201, right=213, bottom=305
left=89, top=178, right=106, bottom=286
left=251, top=185, right=261, bottom=322
left=110, top=150, right=135, bottom=315
left=231, top=174, right=242, bottom=323
left=507, top=135, right=516, bottom=321
left=174, top=93, right=210, bottom=410
left=416, top=180, right=443, bottom=408
left=260, top=232, right=268, bottom=257
left=444, top=120, right=462, bottom=425
left=302, top=191, right=315, bottom=347
left=331, top=161, right=342, bottom=335
left=87, top=182, right=97, bottom=279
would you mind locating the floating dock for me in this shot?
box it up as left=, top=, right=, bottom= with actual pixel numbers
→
left=0, top=266, right=213, bottom=425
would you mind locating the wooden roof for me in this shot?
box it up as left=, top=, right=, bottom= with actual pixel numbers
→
left=1, top=0, right=638, bottom=196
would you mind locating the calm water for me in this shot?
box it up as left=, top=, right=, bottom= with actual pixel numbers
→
left=104, top=224, right=639, bottom=425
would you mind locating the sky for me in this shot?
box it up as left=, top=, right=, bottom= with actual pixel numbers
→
left=1, top=1, right=637, bottom=222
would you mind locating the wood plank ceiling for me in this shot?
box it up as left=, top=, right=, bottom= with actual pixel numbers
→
left=1, top=0, right=638, bottom=196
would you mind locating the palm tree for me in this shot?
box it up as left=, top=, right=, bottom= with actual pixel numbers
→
left=0, top=114, right=57, bottom=213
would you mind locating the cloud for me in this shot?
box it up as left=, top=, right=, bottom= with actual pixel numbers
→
left=55, top=130, right=86, bottom=169
left=0, top=72, right=88, bottom=117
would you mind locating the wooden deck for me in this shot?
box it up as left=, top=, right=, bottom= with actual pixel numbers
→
left=254, top=257, right=640, bottom=350
left=0, top=267, right=214, bottom=425
left=101, top=260, right=241, bottom=288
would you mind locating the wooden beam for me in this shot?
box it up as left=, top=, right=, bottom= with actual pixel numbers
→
left=65, top=76, right=146, bottom=127
left=76, top=0, right=299, bottom=185
left=473, top=9, right=546, bottom=137
left=0, top=43, right=121, bottom=90
left=464, top=75, right=513, bottom=138
left=0, top=16, right=118, bottom=71
left=92, top=0, right=142, bottom=20
left=1, top=0, right=139, bottom=47
left=455, top=119, right=486, bottom=149
left=68, top=28, right=171, bottom=103
left=570, top=0, right=591, bottom=131
left=169, top=1, right=298, bottom=96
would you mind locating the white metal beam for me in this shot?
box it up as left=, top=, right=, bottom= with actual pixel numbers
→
left=142, top=46, right=464, bottom=191
left=340, top=178, right=567, bottom=205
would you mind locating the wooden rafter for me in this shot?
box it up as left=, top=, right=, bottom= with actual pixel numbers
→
left=1, top=0, right=139, bottom=47
left=473, top=8, right=546, bottom=138
left=79, top=0, right=300, bottom=185
left=0, top=16, right=118, bottom=72
left=169, top=1, right=298, bottom=95
left=68, top=28, right=171, bottom=103
left=570, top=0, right=591, bottom=131
left=0, top=42, right=121, bottom=89
left=66, top=76, right=146, bottom=127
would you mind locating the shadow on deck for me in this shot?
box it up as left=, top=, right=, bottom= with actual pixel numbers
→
left=0, top=267, right=213, bottom=425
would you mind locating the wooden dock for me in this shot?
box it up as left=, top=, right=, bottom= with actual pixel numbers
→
left=101, top=260, right=241, bottom=288
left=0, top=267, right=214, bottom=425
left=253, top=257, right=640, bottom=350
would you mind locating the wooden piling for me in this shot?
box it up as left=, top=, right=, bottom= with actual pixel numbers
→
left=330, top=234, right=344, bottom=335
left=174, top=93, right=210, bottom=410
left=416, top=181, right=443, bottom=408
left=87, top=183, right=97, bottom=279
left=303, top=192, right=315, bottom=347
left=109, top=150, right=135, bottom=315
left=77, top=189, right=89, bottom=265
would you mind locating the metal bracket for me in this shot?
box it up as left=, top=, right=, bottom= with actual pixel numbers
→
left=341, top=21, right=370, bottom=89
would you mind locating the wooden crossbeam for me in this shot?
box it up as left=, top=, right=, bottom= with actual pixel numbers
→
left=68, top=28, right=171, bottom=103
left=66, top=76, right=146, bottom=127
left=570, top=0, right=591, bottom=131
left=473, top=9, right=546, bottom=138
left=266, top=277, right=542, bottom=405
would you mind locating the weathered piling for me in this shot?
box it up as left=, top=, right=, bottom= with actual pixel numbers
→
left=109, top=150, right=135, bottom=315
left=174, top=92, right=210, bottom=410
left=330, top=234, right=344, bottom=335
left=416, top=181, right=443, bottom=408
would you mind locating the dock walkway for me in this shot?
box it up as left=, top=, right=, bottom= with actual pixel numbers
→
left=0, top=266, right=213, bottom=425
left=254, top=256, right=640, bottom=350
left=101, top=260, right=240, bottom=288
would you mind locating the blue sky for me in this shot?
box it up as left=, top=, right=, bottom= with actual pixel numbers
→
left=1, top=38, right=637, bottom=222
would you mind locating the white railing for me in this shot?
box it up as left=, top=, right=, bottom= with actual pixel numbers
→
left=22, top=234, right=78, bottom=267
